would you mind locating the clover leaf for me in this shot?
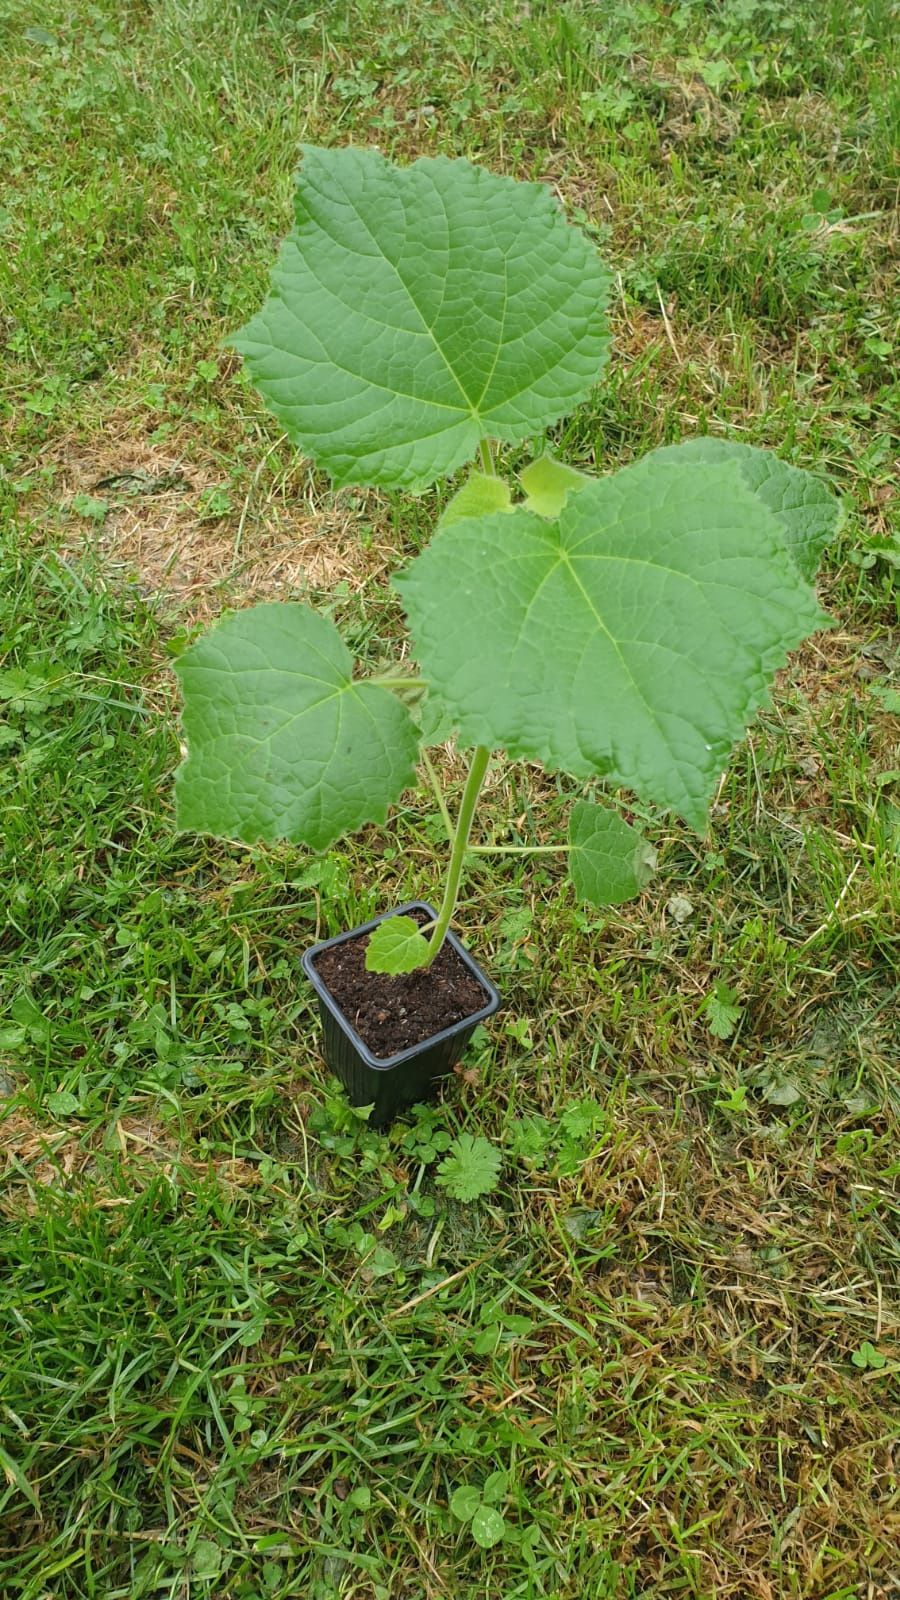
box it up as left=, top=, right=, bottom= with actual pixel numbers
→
left=471, top=1505, right=507, bottom=1548
left=450, top=1481, right=508, bottom=1548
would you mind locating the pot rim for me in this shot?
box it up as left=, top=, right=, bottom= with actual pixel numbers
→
left=301, top=900, right=501, bottom=1072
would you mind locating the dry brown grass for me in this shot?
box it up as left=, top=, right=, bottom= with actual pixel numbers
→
left=43, top=426, right=394, bottom=622
left=0, top=1104, right=265, bottom=1221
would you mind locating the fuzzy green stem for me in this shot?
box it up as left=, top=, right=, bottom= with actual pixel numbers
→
left=478, top=438, right=495, bottom=475
left=425, top=745, right=490, bottom=964
left=466, top=843, right=570, bottom=855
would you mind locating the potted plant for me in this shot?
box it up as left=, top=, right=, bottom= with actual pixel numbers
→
left=173, top=146, right=840, bottom=1124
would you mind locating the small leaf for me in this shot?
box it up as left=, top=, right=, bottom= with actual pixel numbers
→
left=851, top=1341, right=886, bottom=1370
left=473, top=1323, right=502, bottom=1356
left=450, top=1486, right=482, bottom=1522
left=763, top=1077, right=802, bottom=1107
left=70, top=493, right=109, bottom=523
left=367, top=1244, right=399, bottom=1278
left=563, top=1207, right=605, bottom=1240
left=568, top=801, right=656, bottom=907
left=413, top=690, right=457, bottom=747
left=471, top=1505, right=507, bottom=1548
left=715, top=1085, right=749, bottom=1115
left=192, top=1539, right=225, bottom=1579
left=233, top=145, right=611, bottom=490
left=506, top=1114, right=552, bottom=1165
left=501, top=1313, right=534, bottom=1337
left=436, top=1133, right=501, bottom=1202
left=482, top=1470, right=508, bottom=1505
left=864, top=533, right=900, bottom=568
left=667, top=894, right=694, bottom=925
left=871, top=684, right=900, bottom=714
left=702, top=981, right=743, bottom=1040
left=439, top=472, right=512, bottom=531
left=366, top=915, right=430, bottom=975
left=559, top=1096, right=605, bottom=1142
left=555, top=1137, right=588, bottom=1178
left=46, top=1091, right=80, bottom=1118
left=13, top=994, right=49, bottom=1038
left=519, top=454, right=591, bottom=517
left=174, top=603, right=420, bottom=851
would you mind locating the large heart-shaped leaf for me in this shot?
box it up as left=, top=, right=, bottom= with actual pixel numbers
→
left=645, top=438, right=842, bottom=581
left=232, top=145, right=611, bottom=491
left=398, top=452, right=831, bottom=827
left=174, top=603, right=419, bottom=849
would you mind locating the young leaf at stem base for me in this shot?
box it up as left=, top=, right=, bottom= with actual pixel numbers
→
left=365, top=915, right=431, bottom=975
left=568, top=801, right=656, bottom=906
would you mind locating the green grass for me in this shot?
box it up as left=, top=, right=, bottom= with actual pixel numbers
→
left=1, top=0, right=898, bottom=1596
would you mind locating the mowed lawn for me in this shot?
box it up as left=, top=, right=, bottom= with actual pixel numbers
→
left=1, top=1, right=898, bottom=1596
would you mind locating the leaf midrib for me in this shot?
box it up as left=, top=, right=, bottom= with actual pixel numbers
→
left=325, top=161, right=484, bottom=420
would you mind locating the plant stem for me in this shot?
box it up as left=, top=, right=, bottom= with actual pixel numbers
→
left=467, top=843, right=570, bottom=854
left=425, top=745, right=490, bottom=964
left=478, top=438, right=495, bottom=475
left=420, top=747, right=455, bottom=845
left=371, top=675, right=426, bottom=692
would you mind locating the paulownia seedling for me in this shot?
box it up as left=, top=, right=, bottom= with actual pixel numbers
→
left=174, top=146, right=840, bottom=974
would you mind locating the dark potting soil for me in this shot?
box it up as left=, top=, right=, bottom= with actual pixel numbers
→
left=313, top=913, right=488, bottom=1058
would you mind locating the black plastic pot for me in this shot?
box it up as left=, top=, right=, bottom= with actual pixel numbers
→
left=301, top=901, right=501, bottom=1127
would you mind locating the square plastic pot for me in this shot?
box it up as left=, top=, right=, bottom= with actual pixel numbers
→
left=301, top=901, right=501, bottom=1127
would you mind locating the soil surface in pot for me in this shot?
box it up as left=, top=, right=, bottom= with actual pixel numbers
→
left=313, top=913, right=488, bottom=1057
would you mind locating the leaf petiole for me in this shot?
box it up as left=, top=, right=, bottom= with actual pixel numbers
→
left=369, top=675, right=426, bottom=693
left=466, top=843, right=570, bottom=855
left=420, top=748, right=455, bottom=845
